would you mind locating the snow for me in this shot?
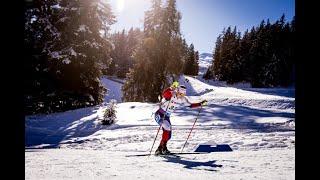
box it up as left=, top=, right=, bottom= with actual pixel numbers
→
left=50, top=51, right=62, bottom=59
left=25, top=74, right=295, bottom=179
left=51, top=49, right=79, bottom=60
left=198, top=53, right=213, bottom=76
left=30, top=16, right=37, bottom=23
left=101, top=76, right=123, bottom=102
left=58, top=17, right=69, bottom=23
left=69, top=48, right=77, bottom=56
left=78, top=25, right=87, bottom=32
left=62, top=58, right=71, bottom=64
left=78, top=25, right=92, bottom=33
left=38, top=17, right=61, bottom=39
left=92, top=42, right=100, bottom=48
left=199, top=53, right=212, bottom=59
left=26, top=149, right=294, bottom=180
left=181, top=75, right=294, bottom=112
left=51, top=4, right=61, bottom=9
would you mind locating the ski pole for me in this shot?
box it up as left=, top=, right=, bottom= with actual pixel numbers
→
left=149, top=124, right=162, bottom=156
left=181, top=105, right=203, bottom=153
left=149, top=100, right=171, bottom=156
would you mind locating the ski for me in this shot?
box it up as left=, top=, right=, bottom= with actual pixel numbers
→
left=126, top=152, right=208, bottom=157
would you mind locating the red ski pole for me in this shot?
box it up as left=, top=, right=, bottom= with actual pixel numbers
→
left=181, top=105, right=203, bottom=153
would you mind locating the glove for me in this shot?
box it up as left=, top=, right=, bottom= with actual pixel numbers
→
left=200, top=100, right=208, bottom=106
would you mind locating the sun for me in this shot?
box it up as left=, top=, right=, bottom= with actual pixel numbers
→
left=116, top=0, right=125, bottom=12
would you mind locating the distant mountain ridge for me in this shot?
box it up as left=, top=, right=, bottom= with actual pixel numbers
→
left=198, top=53, right=213, bottom=76
left=199, top=53, right=212, bottom=60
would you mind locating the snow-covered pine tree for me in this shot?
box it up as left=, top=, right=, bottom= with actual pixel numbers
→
left=24, top=0, right=115, bottom=114
left=101, top=99, right=117, bottom=125
left=50, top=0, right=115, bottom=109
left=25, top=0, right=65, bottom=114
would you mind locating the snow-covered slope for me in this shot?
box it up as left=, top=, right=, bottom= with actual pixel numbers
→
left=25, top=75, right=295, bottom=180
left=180, top=75, right=295, bottom=112
left=101, top=76, right=123, bottom=103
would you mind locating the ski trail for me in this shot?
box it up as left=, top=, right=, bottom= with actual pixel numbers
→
left=100, top=76, right=123, bottom=103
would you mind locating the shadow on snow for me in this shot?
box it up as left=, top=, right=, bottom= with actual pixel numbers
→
left=162, top=154, right=222, bottom=172
left=25, top=106, right=102, bottom=147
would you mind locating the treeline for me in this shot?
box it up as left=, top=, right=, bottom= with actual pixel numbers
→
left=24, top=0, right=199, bottom=114
left=106, top=28, right=143, bottom=78
left=109, top=27, right=199, bottom=79
left=183, top=44, right=199, bottom=76
left=204, top=15, right=295, bottom=87
left=122, top=0, right=198, bottom=102
left=25, top=0, right=115, bottom=114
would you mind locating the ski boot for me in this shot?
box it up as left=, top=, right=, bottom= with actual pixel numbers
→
left=155, top=145, right=163, bottom=155
left=162, top=144, right=171, bottom=155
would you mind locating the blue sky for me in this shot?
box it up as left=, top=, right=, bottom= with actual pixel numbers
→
left=108, top=0, right=295, bottom=53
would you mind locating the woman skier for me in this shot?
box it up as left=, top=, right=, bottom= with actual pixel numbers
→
left=154, top=81, right=207, bottom=155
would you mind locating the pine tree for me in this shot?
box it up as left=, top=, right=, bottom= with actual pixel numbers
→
left=181, top=38, right=189, bottom=61
left=109, top=28, right=143, bottom=78
left=206, top=35, right=222, bottom=80
left=289, top=16, right=295, bottom=85
left=193, top=51, right=199, bottom=75
left=183, top=43, right=199, bottom=76
left=24, top=0, right=115, bottom=114
left=125, top=28, right=143, bottom=75
left=111, top=30, right=127, bottom=78
left=183, top=43, right=195, bottom=75
left=123, top=0, right=164, bottom=102
left=101, top=99, right=117, bottom=125
left=226, top=26, right=241, bottom=83
left=238, top=29, right=251, bottom=82
left=144, top=0, right=163, bottom=37
left=206, top=15, right=295, bottom=87
left=51, top=0, right=115, bottom=109
left=25, top=0, right=60, bottom=114
left=123, top=0, right=185, bottom=102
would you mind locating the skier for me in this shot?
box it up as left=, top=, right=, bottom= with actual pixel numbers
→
left=154, top=81, right=207, bottom=155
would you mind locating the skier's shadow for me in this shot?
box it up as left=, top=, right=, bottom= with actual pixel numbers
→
left=161, top=154, right=222, bottom=172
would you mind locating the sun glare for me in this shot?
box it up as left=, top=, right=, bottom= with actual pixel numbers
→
left=116, top=0, right=125, bottom=12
